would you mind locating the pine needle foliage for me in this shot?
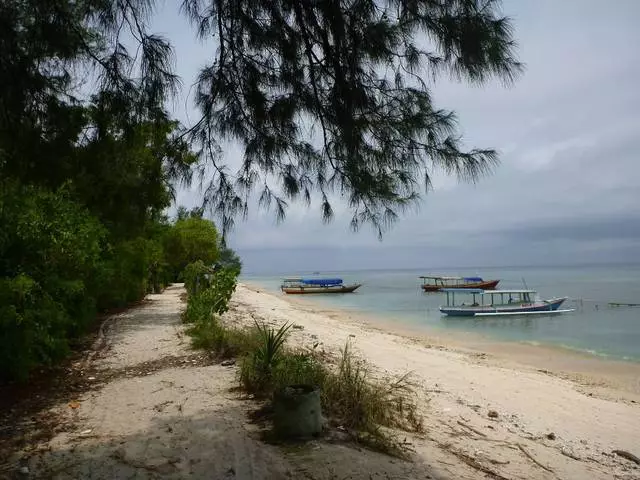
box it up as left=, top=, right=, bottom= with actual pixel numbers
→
left=180, top=0, right=523, bottom=236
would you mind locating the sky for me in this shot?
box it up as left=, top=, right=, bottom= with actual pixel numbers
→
left=151, top=0, right=640, bottom=273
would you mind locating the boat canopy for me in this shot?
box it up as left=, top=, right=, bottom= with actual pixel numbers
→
left=419, top=275, right=463, bottom=280
left=440, top=288, right=485, bottom=294
left=483, top=289, right=536, bottom=294
left=301, top=278, right=343, bottom=286
left=463, top=277, right=483, bottom=282
left=440, top=288, right=536, bottom=295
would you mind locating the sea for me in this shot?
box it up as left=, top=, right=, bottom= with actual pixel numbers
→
left=241, top=264, right=640, bottom=362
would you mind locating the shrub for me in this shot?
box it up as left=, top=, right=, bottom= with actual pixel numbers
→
left=183, top=260, right=212, bottom=296
left=239, top=322, right=292, bottom=394
left=0, top=185, right=105, bottom=379
left=182, top=266, right=243, bottom=357
left=163, top=217, right=220, bottom=281
left=0, top=183, right=176, bottom=380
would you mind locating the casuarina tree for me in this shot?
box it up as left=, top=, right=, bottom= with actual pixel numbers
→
left=179, top=0, right=523, bottom=236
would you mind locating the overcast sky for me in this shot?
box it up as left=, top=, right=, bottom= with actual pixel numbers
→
left=152, top=0, right=640, bottom=273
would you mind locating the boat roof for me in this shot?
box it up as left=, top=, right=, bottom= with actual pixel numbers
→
left=440, top=288, right=484, bottom=293
left=419, top=275, right=463, bottom=280
left=282, top=277, right=302, bottom=282
left=440, top=289, right=537, bottom=294
left=486, top=289, right=537, bottom=294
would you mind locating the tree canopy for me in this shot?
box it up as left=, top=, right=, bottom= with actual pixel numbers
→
left=2, top=0, right=521, bottom=237
left=164, top=217, right=220, bottom=279
left=182, top=0, right=522, bottom=236
left=0, top=0, right=520, bottom=379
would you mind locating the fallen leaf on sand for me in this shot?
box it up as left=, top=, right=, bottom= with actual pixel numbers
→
left=68, top=401, right=81, bottom=409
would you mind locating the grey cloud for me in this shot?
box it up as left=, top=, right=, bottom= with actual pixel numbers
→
left=484, top=216, right=640, bottom=243
left=152, top=0, right=640, bottom=271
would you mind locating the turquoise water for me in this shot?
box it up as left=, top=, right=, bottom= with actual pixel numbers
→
left=242, top=265, right=640, bottom=362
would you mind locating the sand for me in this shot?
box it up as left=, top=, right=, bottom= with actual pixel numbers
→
left=5, top=283, right=640, bottom=480
left=230, top=283, right=640, bottom=480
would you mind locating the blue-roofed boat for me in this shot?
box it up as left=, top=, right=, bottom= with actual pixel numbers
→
left=439, top=289, right=572, bottom=316
left=420, top=275, right=500, bottom=292
left=280, top=277, right=362, bottom=294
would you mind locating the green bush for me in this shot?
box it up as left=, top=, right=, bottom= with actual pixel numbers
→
left=164, top=217, right=220, bottom=281
left=182, top=266, right=242, bottom=357
left=0, top=185, right=105, bottom=379
left=183, top=268, right=237, bottom=319
left=0, top=183, right=178, bottom=380
left=0, top=275, right=70, bottom=379
left=93, top=237, right=170, bottom=310
left=183, top=260, right=211, bottom=296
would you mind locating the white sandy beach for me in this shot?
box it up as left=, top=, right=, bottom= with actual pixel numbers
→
left=230, top=283, right=640, bottom=480
left=10, top=283, right=640, bottom=480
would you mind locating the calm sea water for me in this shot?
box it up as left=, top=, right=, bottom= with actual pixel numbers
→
left=242, top=265, right=640, bottom=362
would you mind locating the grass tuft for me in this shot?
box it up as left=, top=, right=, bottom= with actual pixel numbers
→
left=184, top=286, right=424, bottom=457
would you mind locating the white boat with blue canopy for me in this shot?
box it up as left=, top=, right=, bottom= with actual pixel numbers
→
left=439, top=289, right=573, bottom=317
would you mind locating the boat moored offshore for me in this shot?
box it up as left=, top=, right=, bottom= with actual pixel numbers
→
left=439, top=289, right=572, bottom=316
left=420, top=275, right=500, bottom=292
left=280, top=277, right=362, bottom=294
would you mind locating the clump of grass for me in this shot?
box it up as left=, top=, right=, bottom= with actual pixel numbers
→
left=324, top=343, right=422, bottom=431
left=186, top=316, right=261, bottom=359
left=321, top=342, right=424, bottom=455
left=239, top=325, right=423, bottom=456
left=183, top=294, right=261, bottom=359
left=184, top=287, right=424, bottom=457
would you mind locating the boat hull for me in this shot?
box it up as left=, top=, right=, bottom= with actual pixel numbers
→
left=282, top=284, right=362, bottom=294
left=422, top=279, right=500, bottom=292
left=440, top=297, right=567, bottom=317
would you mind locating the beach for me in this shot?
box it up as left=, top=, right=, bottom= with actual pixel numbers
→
left=232, top=283, right=640, bottom=479
left=7, top=283, right=640, bottom=480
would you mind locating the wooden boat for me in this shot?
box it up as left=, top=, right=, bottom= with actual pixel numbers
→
left=420, top=275, right=500, bottom=292
left=280, top=277, right=362, bottom=294
left=439, top=289, right=572, bottom=317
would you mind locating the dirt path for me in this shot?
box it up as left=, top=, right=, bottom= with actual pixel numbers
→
left=3, top=284, right=455, bottom=480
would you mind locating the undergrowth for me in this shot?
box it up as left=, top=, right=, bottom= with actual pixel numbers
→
left=183, top=271, right=424, bottom=457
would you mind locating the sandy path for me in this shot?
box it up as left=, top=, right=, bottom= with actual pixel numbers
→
left=14, top=284, right=461, bottom=480
left=18, top=285, right=292, bottom=479
left=229, top=284, right=640, bottom=480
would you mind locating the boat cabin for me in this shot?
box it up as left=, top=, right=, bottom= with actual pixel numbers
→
left=441, top=289, right=537, bottom=307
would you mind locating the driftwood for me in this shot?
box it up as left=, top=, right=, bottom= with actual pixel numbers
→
left=447, top=449, right=511, bottom=480
left=517, top=444, right=554, bottom=473
left=456, top=420, right=488, bottom=438
left=429, top=434, right=511, bottom=480
left=612, top=450, right=640, bottom=465
left=560, top=448, right=581, bottom=461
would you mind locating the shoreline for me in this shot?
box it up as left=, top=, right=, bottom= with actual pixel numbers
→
left=244, top=281, right=640, bottom=402
left=242, top=277, right=640, bottom=364
left=230, top=283, right=640, bottom=479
